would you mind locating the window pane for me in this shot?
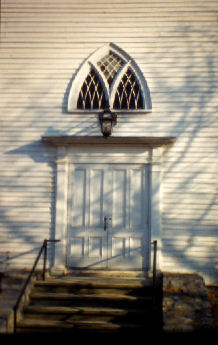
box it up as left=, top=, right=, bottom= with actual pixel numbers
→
left=97, top=51, right=124, bottom=87
left=113, top=68, right=143, bottom=110
left=77, top=69, right=107, bottom=110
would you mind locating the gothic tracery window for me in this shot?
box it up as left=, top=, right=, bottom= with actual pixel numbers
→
left=67, top=43, right=151, bottom=112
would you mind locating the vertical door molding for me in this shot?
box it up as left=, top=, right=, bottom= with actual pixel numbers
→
left=52, top=147, right=68, bottom=274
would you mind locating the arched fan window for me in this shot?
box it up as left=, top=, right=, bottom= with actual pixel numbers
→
left=67, top=43, right=152, bottom=112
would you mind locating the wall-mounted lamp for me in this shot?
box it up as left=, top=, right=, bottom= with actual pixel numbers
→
left=99, top=107, right=117, bottom=137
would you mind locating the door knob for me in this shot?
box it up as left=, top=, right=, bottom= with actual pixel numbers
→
left=104, top=216, right=107, bottom=231
left=103, top=216, right=111, bottom=231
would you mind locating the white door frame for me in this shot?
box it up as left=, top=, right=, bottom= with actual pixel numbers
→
left=51, top=142, right=164, bottom=274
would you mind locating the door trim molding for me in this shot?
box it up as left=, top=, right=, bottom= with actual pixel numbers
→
left=44, top=137, right=176, bottom=274
left=42, top=135, right=175, bottom=146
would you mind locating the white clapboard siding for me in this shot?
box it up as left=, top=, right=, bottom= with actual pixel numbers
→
left=0, top=0, right=218, bottom=283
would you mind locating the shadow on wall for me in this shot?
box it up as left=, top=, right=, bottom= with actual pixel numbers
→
left=0, top=23, right=217, bottom=282
left=151, top=25, right=218, bottom=282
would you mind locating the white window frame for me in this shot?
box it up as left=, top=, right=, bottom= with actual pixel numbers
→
left=67, top=43, right=152, bottom=113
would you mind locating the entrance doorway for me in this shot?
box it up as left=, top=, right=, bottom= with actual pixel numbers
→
left=67, top=163, right=149, bottom=270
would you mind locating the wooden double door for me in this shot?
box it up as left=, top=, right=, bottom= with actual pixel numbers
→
left=67, top=163, right=149, bottom=270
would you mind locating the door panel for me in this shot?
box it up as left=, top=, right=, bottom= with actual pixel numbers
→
left=89, top=169, right=103, bottom=227
left=67, top=165, right=107, bottom=268
left=130, top=169, right=143, bottom=227
left=72, top=168, right=86, bottom=227
left=112, top=169, right=126, bottom=228
left=67, top=164, right=149, bottom=270
left=69, top=237, right=84, bottom=258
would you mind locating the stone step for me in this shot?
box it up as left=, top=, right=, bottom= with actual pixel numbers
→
left=33, top=286, right=150, bottom=296
left=16, top=317, right=147, bottom=333
left=30, top=291, right=151, bottom=300
left=23, top=304, right=148, bottom=316
left=14, top=272, right=161, bottom=334
left=62, top=270, right=148, bottom=279
left=34, top=276, right=153, bottom=289
left=32, top=276, right=153, bottom=296
left=29, top=291, right=152, bottom=308
left=22, top=304, right=150, bottom=322
left=32, top=285, right=152, bottom=297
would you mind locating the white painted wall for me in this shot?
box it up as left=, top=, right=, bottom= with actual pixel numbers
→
left=0, top=0, right=217, bottom=283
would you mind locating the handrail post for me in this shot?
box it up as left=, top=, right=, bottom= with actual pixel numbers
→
left=13, top=306, right=17, bottom=335
left=42, top=239, right=47, bottom=281
left=152, top=240, right=157, bottom=309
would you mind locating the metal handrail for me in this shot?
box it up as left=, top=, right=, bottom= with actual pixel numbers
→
left=13, top=239, right=156, bottom=332
left=152, top=240, right=158, bottom=308
left=13, top=239, right=60, bottom=334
